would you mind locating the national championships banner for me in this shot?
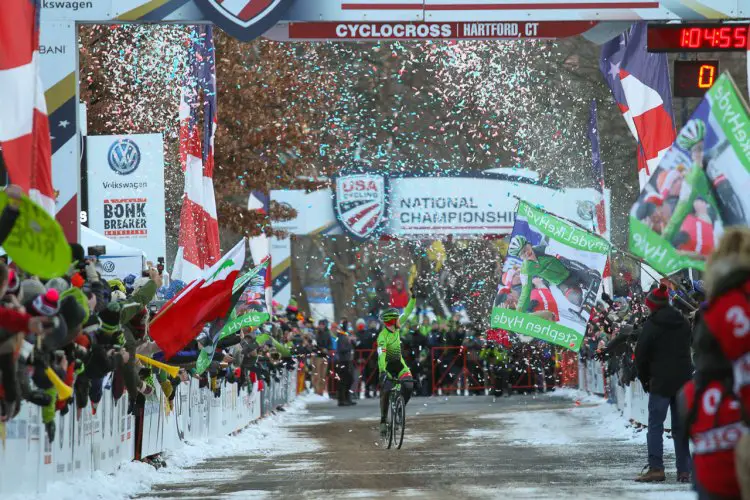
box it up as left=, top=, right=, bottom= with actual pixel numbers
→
left=490, top=201, right=610, bottom=352
left=629, top=72, right=750, bottom=275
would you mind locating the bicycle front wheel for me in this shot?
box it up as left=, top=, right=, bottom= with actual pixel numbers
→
left=394, top=395, right=405, bottom=449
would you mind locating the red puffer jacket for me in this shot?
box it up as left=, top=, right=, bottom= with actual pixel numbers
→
left=683, top=380, right=745, bottom=497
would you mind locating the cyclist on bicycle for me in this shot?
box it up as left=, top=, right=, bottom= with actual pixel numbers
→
left=378, top=291, right=416, bottom=438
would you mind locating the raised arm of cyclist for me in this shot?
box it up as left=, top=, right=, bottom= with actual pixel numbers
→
left=376, top=292, right=416, bottom=437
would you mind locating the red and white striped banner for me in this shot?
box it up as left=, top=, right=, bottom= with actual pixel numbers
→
left=172, top=26, right=221, bottom=283
left=0, top=0, right=55, bottom=215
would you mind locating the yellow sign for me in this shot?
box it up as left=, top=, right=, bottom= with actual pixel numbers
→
left=0, top=191, right=71, bottom=278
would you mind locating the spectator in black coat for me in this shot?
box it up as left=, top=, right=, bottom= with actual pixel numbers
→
left=335, top=329, right=355, bottom=406
left=634, top=284, right=693, bottom=483
left=356, top=320, right=379, bottom=398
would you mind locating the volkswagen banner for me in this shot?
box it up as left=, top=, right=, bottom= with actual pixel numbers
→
left=86, top=134, right=166, bottom=262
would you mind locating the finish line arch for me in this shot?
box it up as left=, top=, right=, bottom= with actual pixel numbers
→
left=41, top=0, right=742, bottom=241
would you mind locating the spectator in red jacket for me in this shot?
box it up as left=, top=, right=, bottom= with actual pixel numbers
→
left=387, top=275, right=409, bottom=309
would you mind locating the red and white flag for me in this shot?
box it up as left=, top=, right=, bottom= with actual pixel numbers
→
left=0, top=0, right=55, bottom=215
left=172, top=26, right=220, bottom=283
left=151, top=238, right=246, bottom=359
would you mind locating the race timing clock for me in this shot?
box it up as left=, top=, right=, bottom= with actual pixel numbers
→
left=648, top=24, right=749, bottom=52
left=673, top=60, right=719, bottom=98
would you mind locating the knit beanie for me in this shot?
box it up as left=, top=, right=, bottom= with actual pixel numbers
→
left=645, top=284, right=669, bottom=312
left=31, top=289, right=60, bottom=316
left=99, top=302, right=122, bottom=334
left=59, top=295, right=86, bottom=332
left=6, top=268, right=19, bottom=294
left=20, top=279, right=46, bottom=304
left=47, top=277, right=70, bottom=294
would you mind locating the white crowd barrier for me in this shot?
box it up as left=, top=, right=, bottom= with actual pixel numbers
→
left=0, top=368, right=297, bottom=496
left=578, top=360, right=670, bottom=428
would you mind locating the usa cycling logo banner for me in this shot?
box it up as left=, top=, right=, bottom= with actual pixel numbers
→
left=195, top=0, right=295, bottom=42
left=333, top=171, right=389, bottom=240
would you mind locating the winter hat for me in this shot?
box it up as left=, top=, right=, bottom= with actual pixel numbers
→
left=20, top=279, right=46, bottom=304
left=645, top=284, right=669, bottom=312
left=123, top=273, right=137, bottom=294
left=99, top=302, right=122, bottom=334
left=59, top=295, right=86, bottom=332
left=32, top=289, right=60, bottom=316
left=70, top=243, right=85, bottom=265
left=6, top=268, right=19, bottom=294
left=46, top=277, right=70, bottom=294
left=60, top=287, right=90, bottom=325
left=286, top=298, right=298, bottom=313
left=111, top=290, right=127, bottom=302
left=108, top=279, right=126, bottom=294
left=70, top=273, right=85, bottom=289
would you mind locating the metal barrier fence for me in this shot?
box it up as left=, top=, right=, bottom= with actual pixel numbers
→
left=322, top=347, right=579, bottom=396
left=578, top=359, right=667, bottom=428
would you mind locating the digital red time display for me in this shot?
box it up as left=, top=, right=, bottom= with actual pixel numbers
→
left=648, top=24, right=749, bottom=52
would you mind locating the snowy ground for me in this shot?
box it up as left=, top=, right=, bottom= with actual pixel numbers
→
left=20, top=390, right=695, bottom=500
left=11, top=394, right=326, bottom=500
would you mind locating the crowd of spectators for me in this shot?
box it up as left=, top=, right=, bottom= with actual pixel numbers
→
left=0, top=186, right=297, bottom=446
left=290, top=307, right=562, bottom=406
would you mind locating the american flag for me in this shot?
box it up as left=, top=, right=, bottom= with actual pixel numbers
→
left=0, top=0, right=55, bottom=215
left=172, top=26, right=221, bottom=283
left=600, top=22, right=675, bottom=188
left=588, top=100, right=612, bottom=295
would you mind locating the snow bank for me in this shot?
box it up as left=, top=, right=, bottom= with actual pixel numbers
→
left=491, top=389, right=647, bottom=446
left=13, top=394, right=321, bottom=500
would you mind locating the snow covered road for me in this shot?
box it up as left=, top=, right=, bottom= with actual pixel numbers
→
left=134, top=390, right=693, bottom=500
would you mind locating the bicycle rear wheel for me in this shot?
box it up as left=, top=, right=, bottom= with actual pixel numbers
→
left=394, top=395, right=405, bottom=449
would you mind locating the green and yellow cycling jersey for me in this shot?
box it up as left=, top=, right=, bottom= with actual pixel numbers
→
left=377, top=298, right=416, bottom=379
left=516, top=254, right=570, bottom=313
left=661, top=164, right=718, bottom=242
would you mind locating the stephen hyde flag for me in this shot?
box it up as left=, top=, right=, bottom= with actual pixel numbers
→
left=151, top=238, right=247, bottom=359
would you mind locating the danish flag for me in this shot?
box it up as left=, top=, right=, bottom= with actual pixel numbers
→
left=600, top=22, right=676, bottom=188
left=0, top=0, right=55, bottom=215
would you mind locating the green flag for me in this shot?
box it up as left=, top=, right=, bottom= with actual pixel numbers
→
left=629, top=72, right=750, bottom=275
left=490, top=201, right=610, bottom=352
left=195, top=259, right=271, bottom=374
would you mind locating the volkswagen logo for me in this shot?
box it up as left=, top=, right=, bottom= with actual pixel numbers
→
left=108, top=139, right=141, bottom=175
left=102, top=261, right=115, bottom=273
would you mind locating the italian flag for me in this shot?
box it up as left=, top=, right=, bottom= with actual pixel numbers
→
left=151, top=238, right=246, bottom=360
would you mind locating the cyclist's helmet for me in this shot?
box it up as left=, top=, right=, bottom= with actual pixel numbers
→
left=507, top=235, right=528, bottom=258
left=381, top=308, right=400, bottom=323
left=677, top=118, right=706, bottom=151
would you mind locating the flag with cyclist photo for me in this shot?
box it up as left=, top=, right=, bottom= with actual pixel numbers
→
left=490, top=201, right=610, bottom=352
left=629, top=72, right=750, bottom=275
